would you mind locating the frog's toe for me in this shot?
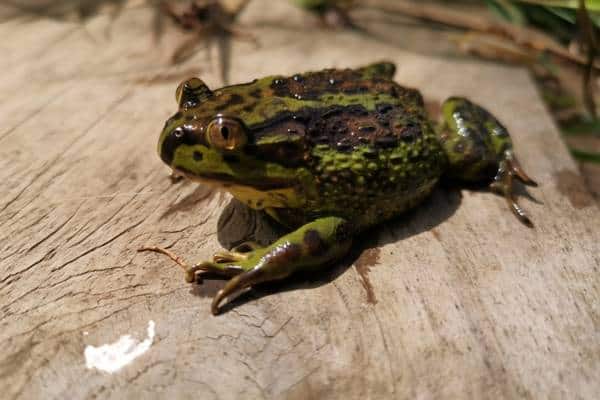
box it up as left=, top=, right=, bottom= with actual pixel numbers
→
left=188, top=261, right=245, bottom=282
left=212, top=242, right=263, bottom=263
left=211, top=268, right=265, bottom=315
left=212, top=250, right=250, bottom=263
left=231, top=241, right=262, bottom=253
left=490, top=151, right=535, bottom=227
left=508, top=155, right=538, bottom=187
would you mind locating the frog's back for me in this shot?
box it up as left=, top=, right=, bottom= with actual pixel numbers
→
left=256, top=63, right=448, bottom=230
left=211, top=63, right=408, bottom=126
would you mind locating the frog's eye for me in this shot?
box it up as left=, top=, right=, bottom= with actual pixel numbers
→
left=206, top=117, right=247, bottom=151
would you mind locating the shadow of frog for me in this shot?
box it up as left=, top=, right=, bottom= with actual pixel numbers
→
left=190, top=187, right=463, bottom=313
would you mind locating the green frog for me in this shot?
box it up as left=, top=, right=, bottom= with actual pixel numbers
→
left=145, top=62, right=536, bottom=314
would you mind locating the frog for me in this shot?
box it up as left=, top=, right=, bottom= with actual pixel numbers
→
left=142, top=62, right=537, bottom=315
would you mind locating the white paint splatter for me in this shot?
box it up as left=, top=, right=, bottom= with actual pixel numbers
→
left=84, top=320, right=155, bottom=373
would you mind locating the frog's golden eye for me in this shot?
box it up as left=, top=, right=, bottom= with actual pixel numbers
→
left=206, top=117, right=247, bottom=151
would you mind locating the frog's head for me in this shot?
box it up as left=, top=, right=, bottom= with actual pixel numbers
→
left=157, top=77, right=311, bottom=209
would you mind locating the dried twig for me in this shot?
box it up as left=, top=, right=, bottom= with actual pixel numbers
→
left=138, top=246, right=192, bottom=272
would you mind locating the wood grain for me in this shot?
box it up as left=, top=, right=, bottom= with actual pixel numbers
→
left=1, top=1, right=598, bottom=399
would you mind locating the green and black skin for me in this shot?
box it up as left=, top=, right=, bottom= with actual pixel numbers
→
left=149, top=62, right=537, bottom=314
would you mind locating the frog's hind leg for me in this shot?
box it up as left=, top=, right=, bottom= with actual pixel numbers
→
left=437, top=97, right=537, bottom=226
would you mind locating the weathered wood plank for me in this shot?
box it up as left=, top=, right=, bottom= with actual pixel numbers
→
left=1, top=2, right=598, bottom=399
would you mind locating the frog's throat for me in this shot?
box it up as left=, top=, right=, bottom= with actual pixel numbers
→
left=172, top=168, right=302, bottom=209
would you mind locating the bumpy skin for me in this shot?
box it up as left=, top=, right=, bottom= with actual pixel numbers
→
left=152, top=62, right=536, bottom=314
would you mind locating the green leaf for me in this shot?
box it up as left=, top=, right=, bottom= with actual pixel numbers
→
left=485, top=0, right=527, bottom=24
left=515, top=3, right=577, bottom=42
left=544, top=5, right=578, bottom=24
left=292, top=0, right=329, bottom=10
left=517, top=0, right=600, bottom=12
left=562, top=118, right=600, bottom=135
left=570, top=148, right=600, bottom=163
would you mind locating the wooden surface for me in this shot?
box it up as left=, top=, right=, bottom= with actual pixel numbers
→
left=1, top=2, right=599, bottom=399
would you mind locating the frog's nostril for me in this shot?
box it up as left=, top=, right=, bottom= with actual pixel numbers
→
left=173, top=127, right=184, bottom=138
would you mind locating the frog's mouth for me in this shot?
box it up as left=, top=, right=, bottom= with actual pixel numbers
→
left=172, top=168, right=295, bottom=191
left=172, top=167, right=302, bottom=209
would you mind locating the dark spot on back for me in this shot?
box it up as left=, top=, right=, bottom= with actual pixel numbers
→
left=315, top=135, right=329, bottom=144
left=214, top=103, right=228, bottom=112
left=359, top=125, right=376, bottom=133
left=376, top=103, right=393, bottom=114
left=389, top=155, right=403, bottom=165
left=375, top=136, right=397, bottom=148
left=223, top=154, right=239, bottom=163
left=363, top=148, right=378, bottom=159
left=321, top=108, right=343, bottom=118
left=229, top=93, right=244, bottom=105
left=336, top=139, right=352, bottom=152
left=400, top=125, right=421, bottom=142
left=214, top=93, right=248, bottom=111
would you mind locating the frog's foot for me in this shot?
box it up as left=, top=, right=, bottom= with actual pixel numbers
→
left=490, top=150, right=538, bottom=227
left=138, top=246, right=244, bottom=283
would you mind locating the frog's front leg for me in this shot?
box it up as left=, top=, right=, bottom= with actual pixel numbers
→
left=142, top=217, right=352, bottom=314
left=437, top=97, right=537, bottom=226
